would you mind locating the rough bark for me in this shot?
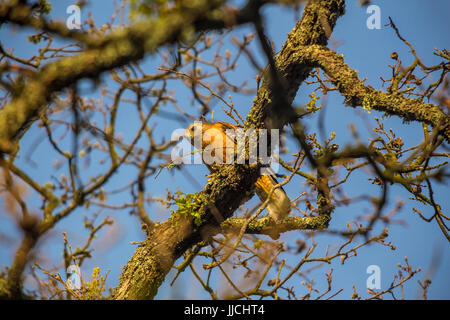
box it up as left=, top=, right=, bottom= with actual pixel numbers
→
left=2, top=0, right=446, bottom=300
left=0, top=0, right=255, bottom=299
left=112, top=0, right=346, bottom=300
left=297, top=45, right=450, bottom=142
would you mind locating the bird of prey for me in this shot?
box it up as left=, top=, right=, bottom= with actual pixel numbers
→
left=185, top=121, right=291, bottom=222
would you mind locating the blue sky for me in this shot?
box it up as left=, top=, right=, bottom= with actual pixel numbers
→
left=0, top=0, right=448, bottom=299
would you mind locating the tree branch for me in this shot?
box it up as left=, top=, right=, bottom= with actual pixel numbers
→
left=221, top=215, right=331, bottom=238
left=295, top=45, right=450, bottom=142
left=113, top=0, right=346, bottom=300
left=0, top=0, right=261, bottom=154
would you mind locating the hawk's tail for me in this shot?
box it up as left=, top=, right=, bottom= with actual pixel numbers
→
left=255, top=174, right=291, bottom=222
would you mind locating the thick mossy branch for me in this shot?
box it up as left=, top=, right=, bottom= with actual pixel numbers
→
left=246, top=0, right=345, bottom=129
left=113, top=216, right=194, bottom=300
left=221, top=215, right=331, bottom=238
left=295, top=45, right=450, bottom=142
left=113, top=164, right=259, bottom=300
left=113, top=0, right=345, bottom=300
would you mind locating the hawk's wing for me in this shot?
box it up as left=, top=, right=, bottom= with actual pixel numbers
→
left=217, top=122, right=291, bottom=221
left=186, top=121, right=291, bottom=221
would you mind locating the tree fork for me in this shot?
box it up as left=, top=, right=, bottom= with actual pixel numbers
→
left=113, top=0, right=346, bottom=300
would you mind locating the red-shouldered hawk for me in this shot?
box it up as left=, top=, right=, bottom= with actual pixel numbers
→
left=185, top=121, right=291, bottom=222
